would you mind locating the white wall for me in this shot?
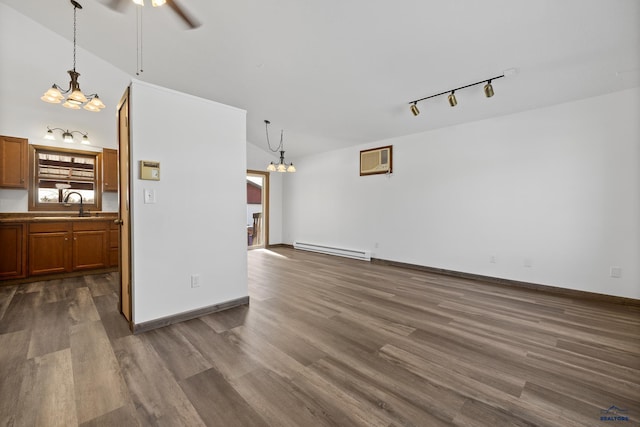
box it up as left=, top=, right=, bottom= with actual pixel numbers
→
left=0, top=3, right=130, bottom=213
left=284, top=88, right=640, bottom=299
left=246, top=142, right=284, bottom=244
left=129, top=80, right=248, bottom=323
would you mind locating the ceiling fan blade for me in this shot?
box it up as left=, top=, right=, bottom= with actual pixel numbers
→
left=166, top=0, right=201, bottom=29
left=104, top=0, right=129, bottom=12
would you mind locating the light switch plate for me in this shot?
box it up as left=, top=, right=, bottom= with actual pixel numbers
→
left=144, top=189, right=156, bottom=204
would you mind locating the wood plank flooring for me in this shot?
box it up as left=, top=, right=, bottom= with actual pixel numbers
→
left=1, top=247, right=639, bottom=426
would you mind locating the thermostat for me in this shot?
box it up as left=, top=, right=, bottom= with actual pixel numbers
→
left=140, top=160, right=160, bottom=180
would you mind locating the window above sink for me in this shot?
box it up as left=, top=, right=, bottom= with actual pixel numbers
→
left=28, top=145, right=102, bottom=213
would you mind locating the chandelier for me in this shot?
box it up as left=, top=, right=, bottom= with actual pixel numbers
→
left=264, top=120, right=296, bottom=173
left=40, top=0, right=106, bottom=112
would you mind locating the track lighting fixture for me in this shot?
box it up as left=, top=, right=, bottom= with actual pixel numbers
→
left=484, top=80, right=494, bottom=98
left=264, top=120, right=296, bottom=173
left=448, top=91, right=457, bottom=107
left=408, top=73, right=504, bottom=116
left=44, top=127, right=91, bottom=144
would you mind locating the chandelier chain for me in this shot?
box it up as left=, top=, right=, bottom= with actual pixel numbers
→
left=72, top=4, right=77, bottom=71
left=265, top=121, right=284, bottom=153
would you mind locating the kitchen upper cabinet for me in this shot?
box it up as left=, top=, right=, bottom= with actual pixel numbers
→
left=103, top=148, right=118, bottom=192
left=0, top=223, right=27, bottom=279
left=0, top=136, right=28, bottom=189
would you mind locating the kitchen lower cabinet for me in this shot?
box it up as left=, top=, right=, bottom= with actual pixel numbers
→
left=72, top=222, right=108, bottom=271
left=0, top=223, right=27, bottom=279
left=27, top=220, right=110, bottom=276
left=28, top=222, right=72, bottom=275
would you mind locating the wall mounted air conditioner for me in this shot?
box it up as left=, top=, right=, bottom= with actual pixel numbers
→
left=360, top=145, right=392, bottom=176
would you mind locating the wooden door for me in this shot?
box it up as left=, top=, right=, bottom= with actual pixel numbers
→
left=117, top=87, right=132, bottom=323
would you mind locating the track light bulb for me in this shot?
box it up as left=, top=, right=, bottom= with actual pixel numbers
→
left=410, top=103, right=420, bottom=116
left=484, top=80, right=494, bottom=98
left=448, top=91, right=457, bottom=107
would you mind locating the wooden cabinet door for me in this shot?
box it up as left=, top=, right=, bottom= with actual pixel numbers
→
left=29, top=232, right=71, bottom=275
left=72, top=229, right=108, bottom=270
left=0, top=136, right=28, bottom=188
left=103, top=148, right=118, bottom=192
left=0, top=223, right=27, bottom=279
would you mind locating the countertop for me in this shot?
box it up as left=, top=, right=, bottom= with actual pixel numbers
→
left=0, top=213, right=118, bottom=223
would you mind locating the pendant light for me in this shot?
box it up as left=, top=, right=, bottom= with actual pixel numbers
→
left=41, top=0, right=106, bottom=112
left=264, top=120, right=296, bottom=173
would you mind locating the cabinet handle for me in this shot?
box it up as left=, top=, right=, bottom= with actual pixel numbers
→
left=114, top=219, right=124, bottom=225
left=74, top=237, right=77, bottom=241
left=64, top=237, right=68, bottom=241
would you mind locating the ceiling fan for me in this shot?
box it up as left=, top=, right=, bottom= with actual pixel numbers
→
left=104, top=0, right=200, bottom=29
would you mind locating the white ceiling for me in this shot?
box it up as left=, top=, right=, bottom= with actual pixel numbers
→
left=2, top=0, right=639, bottom=158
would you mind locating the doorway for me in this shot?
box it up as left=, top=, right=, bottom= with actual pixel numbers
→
left=246, top=170, right=269, bottom=249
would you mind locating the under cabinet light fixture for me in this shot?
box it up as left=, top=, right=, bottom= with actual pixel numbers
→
left=45, top=127, right=91, bottom=145
left=408, top=73, right=504, bottom=116
left=41, top=0, right=105, bottom=112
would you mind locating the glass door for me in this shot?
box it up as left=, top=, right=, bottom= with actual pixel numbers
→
left=247, top=171, right=269, bottom=249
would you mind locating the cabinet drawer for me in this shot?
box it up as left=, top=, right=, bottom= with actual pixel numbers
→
left=73, top=221, right=109, bottom=232
left=29, top=222, right=71, bottom=233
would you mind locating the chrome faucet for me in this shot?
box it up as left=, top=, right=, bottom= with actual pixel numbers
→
left=63, top=191, right=86, bottom=217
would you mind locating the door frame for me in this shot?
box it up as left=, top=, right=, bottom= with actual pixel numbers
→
left=247, top=170, right=269, bottom=248
left=117, top=87, right=133, bottom=327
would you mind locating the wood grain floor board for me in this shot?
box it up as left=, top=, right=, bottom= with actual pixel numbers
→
left=229, top=324, right=313, bottom=380
left=179, top=367, right=269, bottom=427
left=0, top=284, right=17, bottom=320
left=14, top=349, right=78, bottom=427
left=68, top=286, right=101, bottom=325
left=0, top=329, right=30, bottom=426
left=70, top=320, right=131, bottom=424
left=1, top=248, right=639, bottom=426
left=142, top=325, right=212, bottom=381
left=171, top=318, right=261, bottom=380
left=307, top=356, right=461, bottom=427
left=27, top=299, right=71, bottom=359
left=556, top=338, right=640, bottom=369
left=78, top=404, right=141, bottom=427
left=231, top=367, right=340, bottom=427
left=92, top=293, right=132, bottom=342
left=0, top=291, right=40, bottom=334
left=112, top=334, right=205, bottom=426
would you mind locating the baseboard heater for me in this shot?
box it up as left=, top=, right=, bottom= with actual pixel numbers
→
left=293, top=241, right=371, bottom=261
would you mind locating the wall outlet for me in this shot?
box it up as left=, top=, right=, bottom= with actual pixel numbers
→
left=610, top=267, right=622, bottom=278
left=490, top=255, right=496, bottom=264
left=191, top=274, right=201, bottom=288
left=524, top=258, right=532, bottom=268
